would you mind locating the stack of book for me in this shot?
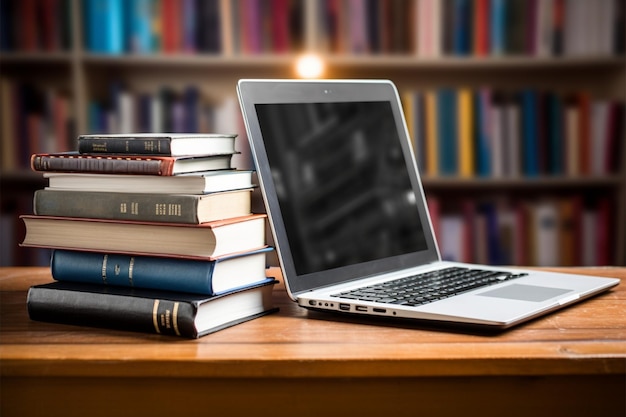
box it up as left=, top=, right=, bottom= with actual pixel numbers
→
left=20, top=133, right=278, bottom=338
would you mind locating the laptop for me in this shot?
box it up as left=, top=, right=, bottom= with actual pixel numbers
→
left=237, top=79, right=620, bottom=329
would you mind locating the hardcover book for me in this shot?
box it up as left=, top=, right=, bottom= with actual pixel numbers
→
left=31, top=152, right=235, bottom=175
left=27, top=279, right=279, bottom=338
left=20, top=214, right=267, bottom=260
left=77, top=133, right=237, bottom=156
left=34, top=188, right=253, bottom=224
left=43, top=170, right=255, bottom=194
left=50, top=247, right=275, bottom=295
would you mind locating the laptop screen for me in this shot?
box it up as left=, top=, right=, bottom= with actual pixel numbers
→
left=255, top=101, right=428, bottom=275
left=238, top=80, right=440, bottom=295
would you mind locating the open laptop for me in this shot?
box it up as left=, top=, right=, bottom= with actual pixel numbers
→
left=237, top=79, right=619, bottom=329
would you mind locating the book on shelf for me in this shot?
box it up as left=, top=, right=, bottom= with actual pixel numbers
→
left=85, top=0, right=125, bottom=54
left=77, top=0, right=303, bottom=55
left=0, top=0, right=72, bottom=52
left=77, top=133, right=237, bottom=156
left=27, top=279, right=279, bottom=338
left=405, top=87, right=624, bottom=178
left=43, top=170, right=255, bottom=194
left=1, top=79, right=75, bottom=171
left=433, top=196, right=614, bottom=266
left=20, top=213, right=267, bottom=260
left=50, top=247, right=275, bottom=295
left=33, top=188, right=253, bottom=224
left=30, top=152, right=235, bottom=175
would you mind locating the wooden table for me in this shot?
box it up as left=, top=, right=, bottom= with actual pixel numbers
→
left=1, top=267, right=625, bottom=417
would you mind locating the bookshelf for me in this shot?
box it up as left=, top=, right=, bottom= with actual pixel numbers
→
left=1, top=0, right=625, bottom=267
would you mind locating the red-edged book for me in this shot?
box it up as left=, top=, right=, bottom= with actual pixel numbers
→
left=20, top=213, right=268, bottom=260
left=30, top=152, right=234, bottom=175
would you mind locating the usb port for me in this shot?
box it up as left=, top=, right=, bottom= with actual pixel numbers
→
left=339, top=303, right=350, bottom=311
left=373, top=308, right=386, bottom=313
left=355, top=306, right=367, bottom=312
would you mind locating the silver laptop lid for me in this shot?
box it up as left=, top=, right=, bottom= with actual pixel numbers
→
left=237, top=79, right=440, bottom=296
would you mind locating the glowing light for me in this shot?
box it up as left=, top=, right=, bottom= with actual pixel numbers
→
left=296, top=54, right=325, bottom=78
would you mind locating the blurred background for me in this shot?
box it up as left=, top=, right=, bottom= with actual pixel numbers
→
left=0, top=0, right=624, bottom=266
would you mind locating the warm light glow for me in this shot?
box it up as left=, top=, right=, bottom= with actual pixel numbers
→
left=296, top=54, right=325, bottom=78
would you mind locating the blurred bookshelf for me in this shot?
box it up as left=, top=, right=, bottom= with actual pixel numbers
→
left=0, top=0, right=625, bottom=266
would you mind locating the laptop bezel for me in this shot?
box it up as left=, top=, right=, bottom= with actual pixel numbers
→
left=237, top=79, right=441, bottom=296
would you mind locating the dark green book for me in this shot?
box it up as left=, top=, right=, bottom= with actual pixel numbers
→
left=77, top=133, right=237, bottom=156
left=34, top=188, right=253, bottom=224
left=27, top=279, right=278, bottom=338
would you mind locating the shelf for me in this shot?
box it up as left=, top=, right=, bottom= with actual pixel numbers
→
left=0, top=52, right=73, bottom=64
left=3, top=51, right=622, bottom=69
left=36, top=53, right=626, bottom=69
left=421, top=175, right=625, bottom=189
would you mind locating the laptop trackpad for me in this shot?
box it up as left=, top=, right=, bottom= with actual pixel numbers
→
left=479, top=284, right=572, bottom=302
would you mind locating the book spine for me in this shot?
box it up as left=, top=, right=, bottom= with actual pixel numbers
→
left=30, top=154, right=174, bottom=175
left=457, top=88, right=474, bottom=177
left=27, top=284, right=198, bottom=337
left=34, top=189, right=204, bottom=223
left=77, top=137, right=174, bottom=154
left=50, top=250, right=217, bottom=294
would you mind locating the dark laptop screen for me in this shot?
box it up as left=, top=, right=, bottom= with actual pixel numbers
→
left=255, top=101, right=428, bottom=275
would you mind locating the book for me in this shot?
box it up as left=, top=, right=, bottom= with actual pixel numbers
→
left=457, top=88, right=474, bottom=177
left=521, top=90, right=539, bottom=176
left=50, top=247, right=274, bottom=295
left=20, top=214, right=267, bottom=260
left=77, top=133, right=237, bottom=156
left=437, top=89, right=457, bottom=176
left=530, top=200, right=559, bottom=267
left=86, top=0, right=125, bottom=54
left=30, top=152, right=235, bottom=175
left=43, top=170, right=255, bottom=194
left=474, top=88, right=492, bottom=177
left=27, top=279, right=278, bottom=338
left=424, top=90, right=439, bottom=176
left=33, top=188, right=253, bottom=224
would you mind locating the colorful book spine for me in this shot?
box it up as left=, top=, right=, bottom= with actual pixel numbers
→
left=474, top=88, right=492, bottom=176
left=437, top=89, right=457, bottom=176
left=457, top=88, right=474, bottom=177
left=521, top=90, right=539, bottom=177
left=424, top=91, right=439, bottom=176
left=87, top=0, right=125, bottom=54
left=490, top=0, right=507, bottom=54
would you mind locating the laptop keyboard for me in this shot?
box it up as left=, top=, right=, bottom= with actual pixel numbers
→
left=331, top=267, right=528, bottom=307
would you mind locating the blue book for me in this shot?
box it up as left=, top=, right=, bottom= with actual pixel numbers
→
left=87, top=0, right=124, bottom=54
left=437, top=89, right=458, bottom=176
left=87, top=101, right=103, bottom=133
left=474, top=89, right=491, bottom=177
left=182, top=86, right=200, bottom=132
left=480, top=203, right=504, bottom=265
left=127, top=0, right=153, bottom=53
left=50, top=247, right=275, bottom=295
left=490, top=0, right=506, bottom=55
left=521, top=90, right=539, bottom=177
left=452, top=0, right=472, bottom=55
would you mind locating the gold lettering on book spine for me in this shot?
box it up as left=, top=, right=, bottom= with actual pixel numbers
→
left=172, top=303, right=181, bottom=336
left=168, top=204, right=181, bottom=216
left=101, top=255, right=108, bottom=284
left=152, top=300, right=161, bottom=334
left=128, top=257, right=135, bottom=286
left=155, top=203, right=166, bottom=216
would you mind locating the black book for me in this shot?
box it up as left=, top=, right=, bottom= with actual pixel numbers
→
left=27, top=280, right=278, bottom=338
